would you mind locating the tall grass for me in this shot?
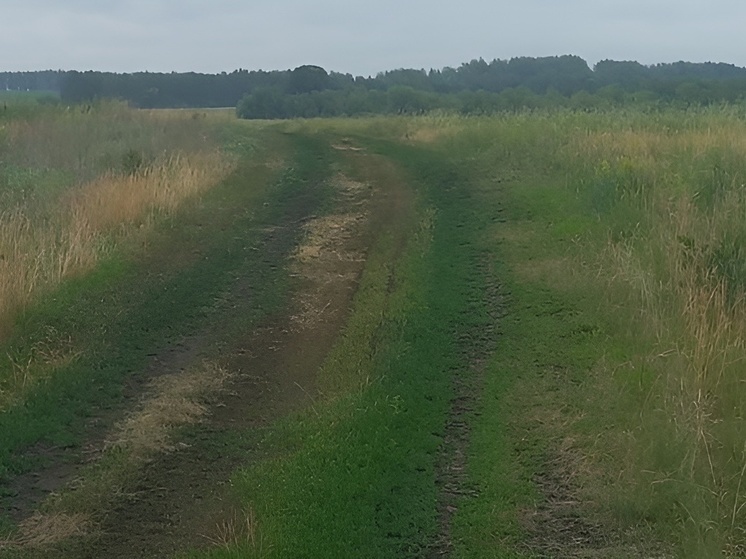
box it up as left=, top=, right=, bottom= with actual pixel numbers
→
left=0, top=101, right=235, bottom=339
left=564, top=114, right=746, bottom=555
left=411, top=107, right=746, bottom=556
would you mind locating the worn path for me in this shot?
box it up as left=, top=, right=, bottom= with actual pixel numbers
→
left=0, top=129, right=418, bottom=558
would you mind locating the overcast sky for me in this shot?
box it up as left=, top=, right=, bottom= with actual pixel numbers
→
left=3, top=0, right=745, bottom=75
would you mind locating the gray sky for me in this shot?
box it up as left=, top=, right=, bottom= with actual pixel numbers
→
left=3, top=0, right=746, bottom=75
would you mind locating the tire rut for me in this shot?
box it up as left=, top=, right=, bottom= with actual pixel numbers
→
left=429, top=257, right=505, bottom=558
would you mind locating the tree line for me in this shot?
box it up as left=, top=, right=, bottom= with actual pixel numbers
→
left=236, top=58, right=746, bottom=118
left=5, top=56, right=746, bottom=115
left=1, top=70, right=64, bottom=94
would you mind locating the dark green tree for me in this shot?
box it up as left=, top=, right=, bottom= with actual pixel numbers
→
left=287, top=65, right=331, bottom=94
left=236, top=87, right=287, bottom=119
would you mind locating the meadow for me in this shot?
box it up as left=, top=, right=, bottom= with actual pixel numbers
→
left=226, top=109, right=746, bottom=558
left=1, top=100, right=745, bottom=558
left=421, top=107, right=746, bottom=557
left=0, top=101, right=234, bottom=402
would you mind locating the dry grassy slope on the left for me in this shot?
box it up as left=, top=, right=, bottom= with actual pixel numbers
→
left=0, top=102, right=236, bottom=392
left=0, top=107, right=262, bottom=548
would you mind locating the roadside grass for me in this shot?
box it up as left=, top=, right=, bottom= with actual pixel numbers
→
left=424, top=107, right=746, bottom=557
left=0, top=128, right=339, bottom=551
left=0, top=103, right=236, bottom=393
left=563, top=113, right=746, bottom=557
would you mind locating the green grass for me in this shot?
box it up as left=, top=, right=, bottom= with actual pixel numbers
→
left=260, top=111, right=745, bottom=557
left=430, top=107, right=746, bottom=557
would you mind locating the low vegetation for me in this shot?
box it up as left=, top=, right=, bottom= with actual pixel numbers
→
left=2, top=97, right=746, bottom=558
left=429, top=107, right=746, bottom=557
left=0, top=101, right=234, bottom=360
left=179, top=109, right=746, bottom=558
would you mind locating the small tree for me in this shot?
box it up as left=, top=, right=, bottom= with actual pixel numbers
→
left=286, top=65, right=331, bottom=95
left=236, top=87, right=287, bottom=119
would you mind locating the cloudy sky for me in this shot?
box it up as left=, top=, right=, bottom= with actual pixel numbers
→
left=3, top=0, right=745, bottom=75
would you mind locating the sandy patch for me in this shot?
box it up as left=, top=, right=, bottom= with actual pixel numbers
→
left=108, top=361, right=231, bottom=456
left=290, top=173, right=371, bottom=328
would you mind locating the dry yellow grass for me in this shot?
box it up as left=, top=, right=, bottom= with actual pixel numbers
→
left=108, top=361, right=231, bottom=457
left=290, top=173, right=369, bottom=329
left=69, top=152, right=231, bottom=229
left=206, top=508, right=261, bottom=550
left=0, top=107, right=236, bottom=340
left=0, top=512, right=91, bottom=550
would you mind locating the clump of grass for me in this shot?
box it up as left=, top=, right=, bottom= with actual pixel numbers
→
left=206, top=508, right=261, bottom=551
left=0, top=512, right=90, bottom=550
left=109, top=361, right=231, bottom=457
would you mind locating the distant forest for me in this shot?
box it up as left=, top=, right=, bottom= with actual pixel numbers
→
left=5, top=55, right=746, bottom=117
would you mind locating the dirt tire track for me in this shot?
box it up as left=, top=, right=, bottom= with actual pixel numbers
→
left=74, top=149, right=369, bottom=558
left=429, top=257, right=504, bottom=558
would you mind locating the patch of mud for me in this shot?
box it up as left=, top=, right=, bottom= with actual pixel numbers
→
left=4, top=447, right=81, bottom=526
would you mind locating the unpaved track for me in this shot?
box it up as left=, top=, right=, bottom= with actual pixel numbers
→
left=429, top=257, right=504, bottom=558
left=91, top=174, right=377, bottom=558
left=1, top=133, right=416, bottom=558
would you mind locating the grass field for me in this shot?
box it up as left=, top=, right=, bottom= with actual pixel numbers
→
left=0, top=102, right=745, bottom=558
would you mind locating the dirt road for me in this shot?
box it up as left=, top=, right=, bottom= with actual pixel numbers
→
left=0, top=130, right=417, bottom=558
